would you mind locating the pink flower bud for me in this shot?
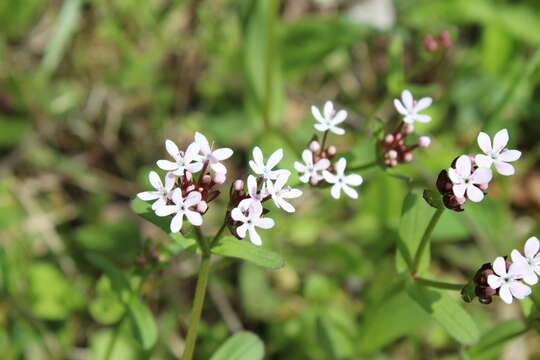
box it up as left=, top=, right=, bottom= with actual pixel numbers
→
left=233, top=179, right=244, bottom=191
left=403, top=152, right=413, bottom=163
left=389, top=159, right=398, bottom=167
left=387, top=149, right=398, bottom=160
left=309, top=140, right=321, bottom=152
left=404, top=123, right=414, bottom=134
left=327, top=145, right=336, bottom=156
left=185, top=185, right=195, bottom=192
left=213, top=172, right=226, bottom=184
left=438, top=30, right=452, bottom=48
left=394, top=133, right=403, bottom=141
left=202, top=174, right=212, bottom=184
left=310, top=177, right=319, bottom=186
left=468, top=154, right=476, bottom=163
left=196, top=201, right=208, bottom=213
left=418, top=136, right=431, bottom=148
left=456, top=197, right=466, bottom=205
left=384, top=134, right=394, bottom=144
left=479, top=183, right=488, bottom=191
left=184, top=172, right=193, bottom=182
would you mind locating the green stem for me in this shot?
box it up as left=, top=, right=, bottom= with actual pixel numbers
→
left=181, top=254, right=211, bottom=360
left=414, top=277, right=465, bottom=291
left=262, top=0, right=278, bottom=130
left=412, top=207, right=444, bottom=275
left=210, top=222, right=227, bottom=249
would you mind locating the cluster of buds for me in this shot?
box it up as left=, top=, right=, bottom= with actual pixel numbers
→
left=436, top=129, right=521, bottom=212
left=136, top=240, right=160, bottom=268
left=422, top=30, right=452, bottom=53
left=463, top=237, right=539, bottom=305
left=381, top=122, right=431, bottom=167
left=294, top=101, right=363, bottom=199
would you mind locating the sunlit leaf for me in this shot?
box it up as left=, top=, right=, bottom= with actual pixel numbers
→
left=212, top=236, right=284, bottom=269
left=210, top=331, right=264, bottom=360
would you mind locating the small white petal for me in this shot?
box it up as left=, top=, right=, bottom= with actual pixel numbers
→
left=510, top=249, right=527, bottom=264
left=329, top=125, right=345, bottom=135
left=210, top=162, right=228, bottom=174
left=499, top=285, right=513, bottom=304
left=277, top=198, right=295, bottom=213
left=334, top=158, right=347, bottom=175
left=345, top=174, right=363, bottom=186
left=332, top=110, right=347, bottom=125
left=148, top=171, right=163, bottom=189
left=314, top=158, right=330, bottom=171
left=294, top=161, right=306, bottom=173
left=213, top=148, right=233, bottom=161
left=282, top=188, right=303, bottom=199
left=231, top=207, right=247, bottom=222
left=525, top=237, right=540, bottom=258
left=185, top=210, right=203, bottom=226
left=247, top=227, right=262, bottom=246
left=509, top=281, right=531, bottom=300
left=323, top=171, right=338, bottom=184
left=311, top=105, right=325, bottom=124
left=301, top=150, right=313, bottom=166
left=477, top=132, right=492, bottom=154
left=170, top=213, right=184, bottom=233
left=493, top=129, right=509, bottom=153
left=165, top=140, right=180, bottom=159
left=236, top=223, right=248, bottom=239
left=487, top=274, right=503, bottom=289
left=455, top=155, right=472, bottom=177
left=471, top=167, right=492, bottom=185
left=254, top=217, right=275, bottom=229
left=164, top=173, right=176, bottom=190
left=266, top=148, right=283, bottom=170
left=414, top=114, right=432, bottom=123
left=494, top=161, right=515, bottom=176
left=466, top=185, right=484, bottom=202
left=342, top=184, right=358, bottom=199
left=414, top=97, right=432, bottom=111
left=314, top=123, right=329, bottom=132
left=137, top=191, right=160, bottom=201
left=151, top=198, right=167, bottom=211
left=330, top=184, right=341, bottom=199
left=323, top=101, right=334, bottom=119
left=499, top=149, right=521, bottom=162
left=452, top=183, right=467, bottom=198
left=156, top=205, right=177, bottom=217
left=401, top=90, right=413, bottom=109
left=447, top=168, right=461, bottom=184
left=157, top=160, right=179, bottom=171
left=186, top=162, right=203, bottom=173
left=393, top=99, right=407, bottom=115
left=492, top=257, right=507, bottom=277
left=184, top=191, right=202, bottom=207
left=194, top=132, right=211, bottom=155
left=474, top=154, right=493, bottom=169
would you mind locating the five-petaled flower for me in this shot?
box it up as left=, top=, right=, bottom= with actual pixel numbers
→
left=137, top=171, right=176, bottom=210
left=294, top=150, right=330, bottom=184
left=448, top=155, right=492, bottom=203
left=487, top=257, right=531, bottom=304
left=393, top=89, right=432, bottom=124
left=249, top=147, right=288, bottom=180
left=323, top=158, right=363, bottom=199
left=267, top=172, right=303, bottom=213
left=311, top=101, right=347, bottom=135
left=511, top=236, right=540, bottom=285
left=231, top=199, right=275, bottom=246
left=476, top=129, right=521, bottom=176
left=157, top=140, right=203, bottom=175
left=155, top=189, right=203, bottom=233
left=194, top=132, right=234, bottom=174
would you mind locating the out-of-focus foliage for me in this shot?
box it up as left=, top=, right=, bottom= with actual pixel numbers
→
left=1, top=0, right=540, bottom=359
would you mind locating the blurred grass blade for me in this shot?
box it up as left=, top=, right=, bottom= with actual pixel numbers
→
left=212, top=236, right=284, bottom=269
left=406, top=280, right=479, bottom=345
left=210, top=331, right=264, bottom=360
left=86, top=253, right=157, bottom=350
left=41, top=0, right=83, bottom=75
left=467, top=320, right=528, bottom=360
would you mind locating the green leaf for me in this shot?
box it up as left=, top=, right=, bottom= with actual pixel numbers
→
left=316, top=312, right=355, bottom=359
left=396, top=191, right=437, bottom=274
left=131, top=197, right=198, bottom=253
left=358, top=290, right=431, bottom=353
left=423, top=189, right=444, bottom=210
left=212, top=236, right=284, bottom=269
left=210, top=331, right=264, bottom=360
left=467, top=320, right=528, bottom=360
left=405, top=280, right=479, bottom=345
left=86, top=253, right=157, bottom=350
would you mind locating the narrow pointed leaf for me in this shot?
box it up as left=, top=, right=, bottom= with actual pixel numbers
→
left=212, top=236, right=284, bottom=269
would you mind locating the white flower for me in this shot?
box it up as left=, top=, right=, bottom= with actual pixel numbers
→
left=157, top=140, right=203, bottom=175
left=511, top=236, right=540, bottom=285
left=294, top=149, right=330, bottom=183
left=487, top=257, right=531, bottom=304
left=311, top=101, right=347, bottom=135
left=447, top=155, right=492, bottom=203
left=322, top=158, right=363, bottom=199
left=155, top=189, right=203, bottom=233
left=231, top=199, right=275, bottom=246
left=137, top=171, right=176, bottom=210
left=194, top=132, right=234, bottom=174
left=243, top=174, right=269, bottom=206
left=393, top=89, right=432, bottom=124
left=475, top=129, right=521, bottom=176
left=249, top=147, right=288, bottom=180
left=267, top=172, right=303, bottom=213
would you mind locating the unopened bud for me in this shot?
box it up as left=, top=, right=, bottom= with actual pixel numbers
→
left=213, top=172, right=226, bottom=184
left=384, top=134, right=394, bottom=144
left=403, top=152, right=413, bottom=162
left=404, top=123, right=414, bottom=134
left=197, top=201, right=208, bottom=213
left=309, top=140, right=321, bottom=152
left=422, top=34, right=439, bottom=52
left=184, top=172, right=193, bottom=182
left=233, top=179, right=244, bottom=191
left=387, top=150, right=398, bottom=160
left=310, top=177, right=319, bottom=186
left=456, top=197, right=466, bottom=205
left=418, top=136, right=431, bottom=148
left=327, top=145, right=336, bottom=156
left=185, top=185, right=195, bottom=192
left=438, top=30, right=452, bottom=48
left=202, top=174, right=212, bottom=184
left=394, top=133, right=403, bottom=141
left=478, top=183, right=488, bottom=191
left=468, top=154, right=476, bottom=163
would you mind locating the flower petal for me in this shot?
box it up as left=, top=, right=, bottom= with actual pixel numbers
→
left=447, top=168, right=461, bottom=184
left=525, top=237, right=540, bottom=258
left=492, top=257, right=507, bottom=277
left=137, top=191, right=160, bottom=201
left=455, top=155, right=472, bottom=177
left=157, top=160, right=178, bottom=171
left=294, top=161, right=306, bottom=173
left=255, top=217, right=275, bottom=229
left=401, top=89, right=413, bottom=109
left=314, top=123, right=329, bottom=132
left=474, top=154, right=493, bottom=169
left=155, top=205, right=177, bottom=217
left=414, top=97, right=432, bottom=111
left=311, top=105, right=325, bottom=124
left=210, top=162, right=227, bottom=174
left=452, top=183, right=467, bottom=198
left=282, top=188, right=302, bottom=199
left=184, top=191, right=202, bottom=207
left=511, top=249, right=527, bottom=264
left=342, top=184, right=358, bottom=199
left=170, top=213, right=184, bottom=233
left=466, top=184, right=484, bottom=202
left=334, top=158, right=347, bottom=175
left=345, top=174, right=363, bottom=186
left=194, top=132, right=211, bottom=155
left=314, top=158, right=330, bottom=171
left=266, top=148, right=283, bottom=170
left=301, top=149, right=313, bottom=166
left=165, top=139, right=180, bottom=159
left=332, top=110, right=347, bottom=125
left=148, top=171, right=163, bottom=189
left=185, top=209, right=203, bottom=226
left=329, top=125, right=345, bottom=135
left=487, top=274, right=503, bottom=289
left=477, top=132, right=492, bottom=154
left=186, top=162, right=203, bottom=173
left=330, top=183, right=341, bottom=199
left=498, top=284, right=513, bottom=304
left=509, top=281, right=531, bottom=300
left=277, top=198, right=295, bottom=213
left=323, top=101, right=334, bottom=119
left=247, top=226, right=262, bottom=246
left=231, top=207, right=247, bottom=222
left=323, top=170, right=338, bottom=184
left=393, top=99, right=407, bottom=115
left=213, top=148, right=233, bottom=161
left=499, top=149, right=521, bottom=162
left=151, top=198, right=167, bottom=211
left=493, top=129, right=509, bottom=153
left=471, top=167, right=492, bottom=185
left=414, top=114, right=432, bottom=123
left=494, top=161, right=515, bottom=176
left=171, top=188, right=183, bottom=205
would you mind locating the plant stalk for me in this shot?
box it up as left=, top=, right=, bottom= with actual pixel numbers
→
left=181, top=253, right=211, bottom=360
left=414, top=277, right=465, bottom=291
left=412, top=207, right=444, bottom=275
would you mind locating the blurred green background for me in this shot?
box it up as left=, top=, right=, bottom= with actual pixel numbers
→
left=1, top=0, right=540, bottom=359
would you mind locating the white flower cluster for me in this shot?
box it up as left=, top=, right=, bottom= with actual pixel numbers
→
left=448, top=129, right=521, bottom=204
left=393, top=89, right=433, bottom=124
left=487, top=236, right=539, bottom=304
left=295, top=101, right=363, bottom=199
left=137, top=132, right=232, bottom=233
left=230, top=147, right=302, bottom=246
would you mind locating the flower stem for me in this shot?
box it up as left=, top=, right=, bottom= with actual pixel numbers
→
left=319, top=130, right=329, bottom=154
left=412, top=207, right=444, bottom=275
left=414, top=277, right=465, bottom=291
left=209, top=222, right=228, bottom=249
left=181, top=253, right=211, bottom=360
